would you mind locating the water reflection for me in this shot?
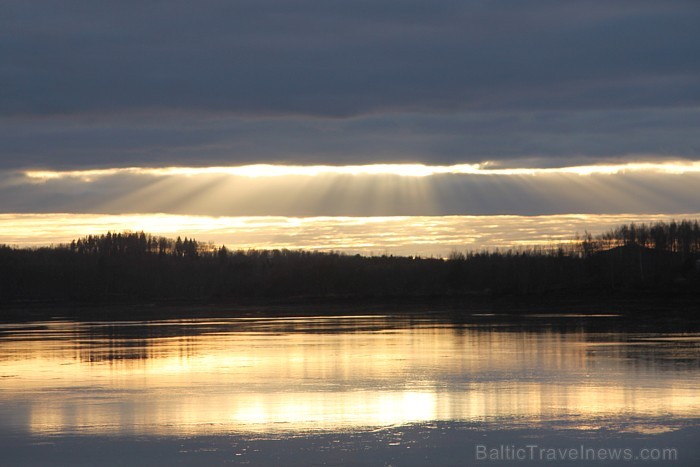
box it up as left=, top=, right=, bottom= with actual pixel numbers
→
left=0, top=315, right=698, bottom=435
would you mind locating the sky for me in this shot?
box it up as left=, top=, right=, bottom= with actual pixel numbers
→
left=2, top=1, right=699, bottom=252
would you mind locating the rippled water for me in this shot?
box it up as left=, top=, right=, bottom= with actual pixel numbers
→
left=1, top=313, right=699, bottom=439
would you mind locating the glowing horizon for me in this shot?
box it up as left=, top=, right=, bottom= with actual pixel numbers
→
left=2, top=213, right=698, bottom=257
left=8, top=162, right=700, bottom=252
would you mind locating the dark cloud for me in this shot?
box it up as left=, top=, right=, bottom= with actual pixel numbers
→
left=1, top=109, right=699, bottom=170
left=1, top=1, right=699, bottom=169
left=2, top=1, right=699, bottom=116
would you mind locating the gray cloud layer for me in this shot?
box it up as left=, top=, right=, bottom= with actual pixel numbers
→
left=2, top=1, right=700, bottom=169
left=2, top=109, right=700, bottom=170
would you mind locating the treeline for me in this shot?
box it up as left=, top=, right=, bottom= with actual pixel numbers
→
left=581, top=219, right=700, bottom=258
left=69, top=232, right=205, bottom=257
left=1, top=220, right=699, bottom=305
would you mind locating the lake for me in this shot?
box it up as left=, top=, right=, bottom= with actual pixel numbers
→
left=1, top=312, right=699, bottom=466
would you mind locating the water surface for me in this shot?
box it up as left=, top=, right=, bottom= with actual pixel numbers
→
left=2, top=313, right=698, bottom=438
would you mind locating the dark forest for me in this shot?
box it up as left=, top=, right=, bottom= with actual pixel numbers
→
left=1, top=220, right=699, bottom=306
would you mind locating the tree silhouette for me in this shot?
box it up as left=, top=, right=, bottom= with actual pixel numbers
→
left=0, top=220, right=698, bottom=306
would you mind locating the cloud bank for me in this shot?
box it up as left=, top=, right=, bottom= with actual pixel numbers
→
left=2, top=1, right=699, bottom=170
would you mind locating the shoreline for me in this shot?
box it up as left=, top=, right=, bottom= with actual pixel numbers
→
left=2, top=291, right=699, bottom=322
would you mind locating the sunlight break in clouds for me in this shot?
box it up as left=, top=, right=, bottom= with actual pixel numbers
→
left=23, top=161, right=700, bottom=181
left=7, top=161, right=700, bottom=218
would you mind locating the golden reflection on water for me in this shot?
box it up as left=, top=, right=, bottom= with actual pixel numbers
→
left=0, top=317, right=699, bottom=435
